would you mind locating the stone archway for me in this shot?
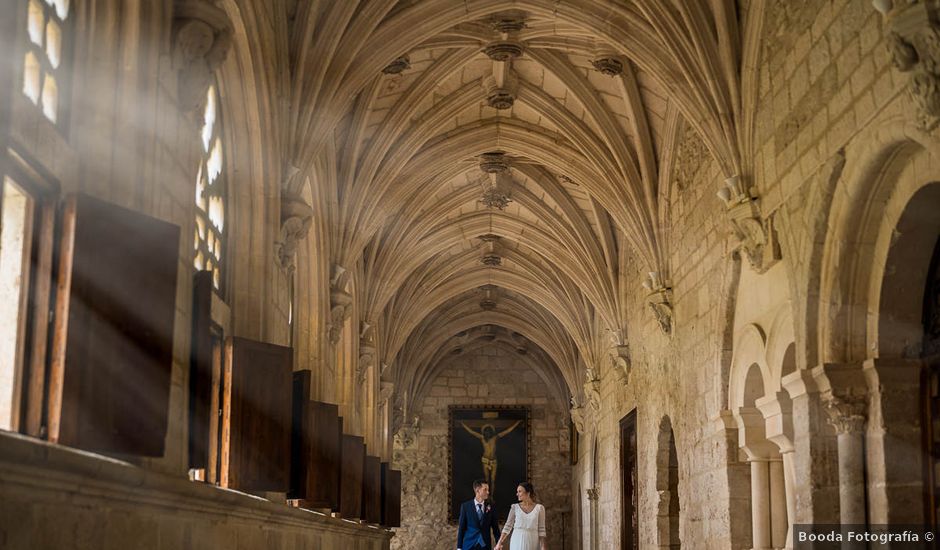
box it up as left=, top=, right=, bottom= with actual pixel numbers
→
left=655, top=417, right=680, bottom=549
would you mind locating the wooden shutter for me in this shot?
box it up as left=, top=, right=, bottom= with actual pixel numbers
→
left=381, top=462, right=402, bottom=527
left=220, top=336, right=292, bottom=492
left=47, top=194, right=179, bottom=456
left=188, top=270, right=215, bottom=469
left=289, top=372, right=342, bottom=510
left=362, top=454, right=381, bottom=524
left=339, top=434, right=365, bottom=518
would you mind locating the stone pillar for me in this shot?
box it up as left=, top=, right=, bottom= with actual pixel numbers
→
left=587, top=487, right=599, bottom=550
left=783, top=369, right=840, bottom=525
left=750, top=459, right=772, bottom=550
left=815, top=363, right=869, bottom=526
left=829, top=405, right=867, bottom=525
left=769, top=459, right=788, bottom=549
left=781, top=451, right=796, bottom=549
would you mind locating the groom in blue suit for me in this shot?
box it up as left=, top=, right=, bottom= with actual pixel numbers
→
left=457, top=479, right=500, bottom=550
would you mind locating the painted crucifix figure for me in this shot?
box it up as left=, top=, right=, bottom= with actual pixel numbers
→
left=460, top=419, right=522, bottom=497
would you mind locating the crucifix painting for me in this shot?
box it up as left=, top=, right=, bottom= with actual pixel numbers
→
left=449, top=406, right=529, bottom=523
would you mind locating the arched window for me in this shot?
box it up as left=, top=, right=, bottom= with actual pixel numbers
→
left=193, top=84, right=226, bottom=293
left=22, top=0, right=69, bottom=124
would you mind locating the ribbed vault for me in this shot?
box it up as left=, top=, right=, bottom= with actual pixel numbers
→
left=284, top=0, right=758, bottom=430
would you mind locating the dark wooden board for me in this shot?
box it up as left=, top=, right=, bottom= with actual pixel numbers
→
left=48, top=193, right=179, bottom=456
left=339, top=434, right=365, bottom=518
left=221, top=337, right=292, bottom=492
left=188, top=270, right=214, bottom=469
left=362, top=455, right=381, bottom=524
left=289, top=374, right=342, bottom=509
left=381, top=462, right=402, bottom=527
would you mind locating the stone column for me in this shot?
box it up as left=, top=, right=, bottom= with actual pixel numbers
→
left=781, top=451, right=796, bottom=549
left=750, top=459, right=772, bottom=550
left=587, top=487, right=599, bottom=550
left=827, top=400, right=867, bottom=525
left=769, top=459, right=788, bottom=549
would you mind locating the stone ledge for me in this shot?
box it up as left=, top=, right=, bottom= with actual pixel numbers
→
left=0, top=431, right=393, bottom=541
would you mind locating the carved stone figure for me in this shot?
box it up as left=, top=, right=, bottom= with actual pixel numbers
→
left=173, top=0, right=233, bottom=112
left=275, top=194, right=314, bottom=273
left=880, top=1, right=940, bottom=128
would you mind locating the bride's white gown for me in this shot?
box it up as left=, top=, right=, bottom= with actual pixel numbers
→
left=501, top=503, right=546, bottom=550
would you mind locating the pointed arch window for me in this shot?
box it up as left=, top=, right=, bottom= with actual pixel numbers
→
left=22, top=0, right=70, bottom=124
left=193, top=84, right=227, bottom=294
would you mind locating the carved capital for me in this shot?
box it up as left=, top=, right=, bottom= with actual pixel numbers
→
left=823, top=394, right=868, bottom=435
left=880, top=1, right=940, bottom=129
left=172, top=0, right=233, bottom=112
left=378, top=382, right=394, bottom=407
left=586, top=487, right=600, bottom=501
left=275, top=195, right=314, bottom=274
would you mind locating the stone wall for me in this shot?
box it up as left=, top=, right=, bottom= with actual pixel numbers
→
left=391, top=346, right=572, bottom=550
left=0, top=432, right=391, bottom=550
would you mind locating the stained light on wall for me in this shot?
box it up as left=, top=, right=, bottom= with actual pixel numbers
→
left=22, top=0, right=69, bottom=124
left=194, top=85, right=227, bottom=292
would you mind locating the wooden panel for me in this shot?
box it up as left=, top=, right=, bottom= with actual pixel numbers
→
left=289, top=370, right=311, bottom=499
left=289, top=392, right=343, bottom=509
left=362, top=455, right=381, bottom=524
left=221, top=337, right=292, bottom=492
left=48, top=194, right=179, bottom=456
left=381, top=462, right=402, bottom=527
left=339, top=434, right=365, bottom=518
left=188, top=270, right=214, bottom=469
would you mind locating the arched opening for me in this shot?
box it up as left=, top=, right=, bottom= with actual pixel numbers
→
left=656, top=417, right=680, bottom=549
left=924, top=234, right=940, bottom=527
left=870, top=182, right=940, bottom=524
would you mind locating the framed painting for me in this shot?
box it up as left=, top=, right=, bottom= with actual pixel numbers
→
left=448, top=405, right=530, bottom=523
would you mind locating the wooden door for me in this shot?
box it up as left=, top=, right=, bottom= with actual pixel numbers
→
left=621, top=410, right=638, bottom=550
left=48, top=194, right=179, bottom=456
left=923, top=237, right=940, bottom=527
left=220, top=336, right=292, bottom=492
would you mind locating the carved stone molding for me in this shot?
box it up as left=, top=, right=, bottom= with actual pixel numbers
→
left=592, top=57, right=623, bottom=76
left=479, top=234, right=503, bottom=265
left=643, top=272, right=673, bottom=335
left=483, top=71, right=518, bottom=110
left=275, top=194, right=314, bottom=274
left=382, top=56, right=410, bottom=75
left=490, top=11, right=527, bottom=34
left=878, top=1, right=940, bottom=129
left=586, top=487, right=600, bottom=501
left=717, top=175, right=781, bottom=273
left=378, top=382, right=394, bottom=407
left=172, top=0, right=233, bottom=112
left=483, top=41, right=524, bottom=62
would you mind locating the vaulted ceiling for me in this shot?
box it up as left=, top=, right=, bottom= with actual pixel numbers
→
left=269, top=0, right=762, bottom=413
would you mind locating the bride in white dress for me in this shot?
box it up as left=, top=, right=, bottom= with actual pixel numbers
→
left=494, top=482, right=547, bottom=550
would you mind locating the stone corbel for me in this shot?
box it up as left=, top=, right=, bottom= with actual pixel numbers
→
left=875, top=0, right=940, bottom=129
left=276, top=192, right=314, bottom=274
left=172, top=0, right=233, bottom=112
left=717, top=175, right=781, bottom=273
left=357, top=321, right=376, bottom=384
left=606, top=328, right=632, bottom=384
left=378, top=382, right=394, bottom=407
left=569, top=398, right=586, bottom=434
left=642, top=272, right=673, bottom=335
left=327, top=264, right=352, bottom=345
left=394, top=415, right=420, bottom=449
